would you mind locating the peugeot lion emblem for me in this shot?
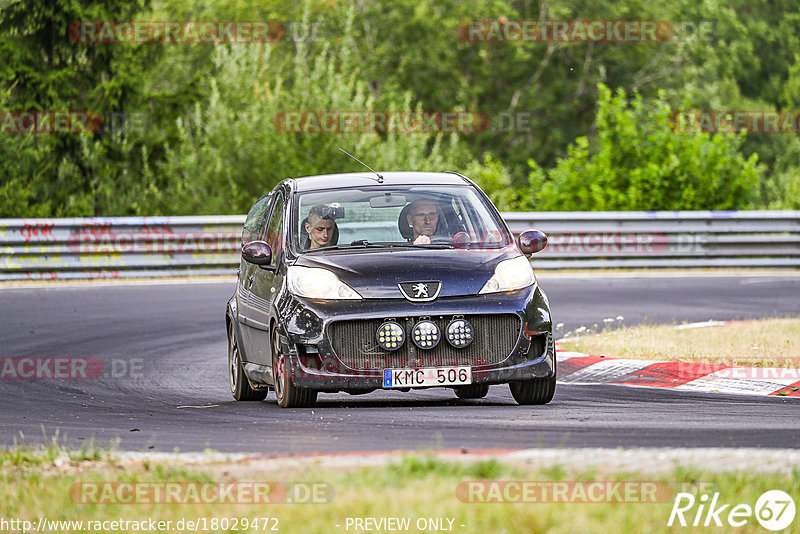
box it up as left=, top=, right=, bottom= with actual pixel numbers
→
left=399, top=281, right=442, bottom=302
left=412, top=283, right=429, bottom=298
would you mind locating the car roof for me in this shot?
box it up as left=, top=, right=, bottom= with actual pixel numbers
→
left=287, top=171, right=470, bottom=192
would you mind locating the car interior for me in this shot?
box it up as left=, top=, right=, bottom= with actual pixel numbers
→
left=397, top=201, right=460, bottom=241
left=297, top=191, right=478, bottom=250
left=299, top=216, right=340, bottom=250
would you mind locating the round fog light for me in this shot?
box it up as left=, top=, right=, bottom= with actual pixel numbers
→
left=412, top=320, right=440, bottom=349
left=446, top=319, right=473, bottom=348
left=376, top=321, right=404, bottom=351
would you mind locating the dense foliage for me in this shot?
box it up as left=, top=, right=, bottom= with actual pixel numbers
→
left=1, top=0, right=798, bottom=216
left=527, top=85, right=760, bottom=211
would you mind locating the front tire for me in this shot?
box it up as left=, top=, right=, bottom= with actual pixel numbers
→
left=509, top=376, right=556, bottom=405
left=228, top=321, right=267, bottom=401
left=272, top=328, right=317, bottom=408
left=454, top=384, right=490, bottom=399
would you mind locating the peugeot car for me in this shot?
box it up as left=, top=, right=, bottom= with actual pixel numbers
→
left=225, top=171, right=554, bottom=407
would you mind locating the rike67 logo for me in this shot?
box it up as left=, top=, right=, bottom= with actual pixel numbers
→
left=669, top=490, right=796, bottom=531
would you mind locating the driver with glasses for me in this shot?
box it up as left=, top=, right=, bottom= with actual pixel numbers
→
left=406, top=200, right=440, bottom=245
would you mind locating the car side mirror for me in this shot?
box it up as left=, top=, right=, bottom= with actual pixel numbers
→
left=518, top=230, right=548, bottom=255
left=242, top=241, right=272, bottom=266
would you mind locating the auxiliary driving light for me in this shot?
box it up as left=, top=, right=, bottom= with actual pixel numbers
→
left=412, top=320, right=440, bottom=349
left=376, top=321, right=405, bottom=351
left=446, top=318, right=474, bottom=348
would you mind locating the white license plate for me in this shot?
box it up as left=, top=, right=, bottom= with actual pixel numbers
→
left=382, top=366, right=472, bottom=388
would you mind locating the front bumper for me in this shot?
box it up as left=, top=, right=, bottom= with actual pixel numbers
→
left=289, top=349, right=555, bottom=391
left=278, top=283, right=555, bottom=392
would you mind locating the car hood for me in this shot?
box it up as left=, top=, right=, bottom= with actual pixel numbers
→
left=293, top=246, right=522, bottom=299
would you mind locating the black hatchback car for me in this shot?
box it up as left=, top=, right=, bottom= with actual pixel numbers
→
left=225, top=171, right=555, bottom=407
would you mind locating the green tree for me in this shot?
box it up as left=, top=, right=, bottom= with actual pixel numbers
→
left=0, top=88, right=54, bottom=217
left=144, top=9, right=475, bottom=214
left=528, top=84, right=761, bottom=210
left=0, top=0, right=164, bottom=216
left=3, top=0, right=800, bottom=216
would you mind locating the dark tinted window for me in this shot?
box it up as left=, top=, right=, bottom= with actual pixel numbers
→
left=241, top=194, right=272, bottom=244
left=264, top=192, right=285, bottom=263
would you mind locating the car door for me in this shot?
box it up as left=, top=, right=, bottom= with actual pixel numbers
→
left=246, top=189, right=286, bottom=366
left=237, top=193, right=273, bottom=364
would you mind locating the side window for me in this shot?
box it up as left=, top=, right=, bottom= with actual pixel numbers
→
left=241, top=194, right=272, bottom=245
left=263, top=192, right=285, bottom=263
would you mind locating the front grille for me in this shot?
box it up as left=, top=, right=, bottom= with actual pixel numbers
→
left=328, top=314, right=521, bottom=370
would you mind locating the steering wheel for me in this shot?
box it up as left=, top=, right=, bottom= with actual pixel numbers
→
left=451, top=231, right=470, bottom=249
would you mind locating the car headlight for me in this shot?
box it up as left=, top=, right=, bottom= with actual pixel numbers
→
left=287, top=266, right=362, bottom=300
left=479, top=255, right=535, bottom=294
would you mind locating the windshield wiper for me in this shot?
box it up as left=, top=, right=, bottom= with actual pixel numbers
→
left=349, top=239, right=383, bottom=247
left=304, top=243, right=378, bottom=253
left=304, top=241, right=453, bottom=253
left=370, top=241, right=454, bottom=249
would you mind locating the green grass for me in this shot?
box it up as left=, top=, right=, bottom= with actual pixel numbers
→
left=558, top=318, right=800, bottom=368
left=0, top=430, right=115, bottom=467
left=1, top=451, right=798, bottom=533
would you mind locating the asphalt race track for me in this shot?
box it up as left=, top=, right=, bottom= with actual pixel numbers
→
left=1, top=274, right=798, bottom=453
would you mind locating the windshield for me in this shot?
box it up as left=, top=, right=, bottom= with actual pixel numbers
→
left=293, top=185, right=511, bottom=252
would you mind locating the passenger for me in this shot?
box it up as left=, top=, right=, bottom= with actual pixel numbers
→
left=305, top=204, right=337, bottom=249
left=406, top=200, right=440, bottom=245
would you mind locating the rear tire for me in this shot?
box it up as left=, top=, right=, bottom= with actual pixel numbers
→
left=454, top=384, right=490, bottom=399
left=509, top=376, right=556, bottom=405
left=272, top=328, right=317, bottom=408
left=228, top=321, right=267, bottom=401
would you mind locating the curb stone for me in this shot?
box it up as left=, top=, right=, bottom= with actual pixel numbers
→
left=555, top=350, right=800, bottom=397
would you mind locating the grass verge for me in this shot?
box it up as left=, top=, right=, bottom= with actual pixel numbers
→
left=558, top=318, right=800, bottom=368
left=2, top=449, right=799, bottom=534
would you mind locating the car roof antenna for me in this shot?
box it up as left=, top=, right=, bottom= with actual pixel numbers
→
left=339, top=147, right=384, bottom=183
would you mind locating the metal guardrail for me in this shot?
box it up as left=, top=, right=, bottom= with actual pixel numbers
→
left=1, top=211, right=798, bottom=280
left=0, top=216, right=244, bottom=281
left=504, top=210, right=800, bottom=269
